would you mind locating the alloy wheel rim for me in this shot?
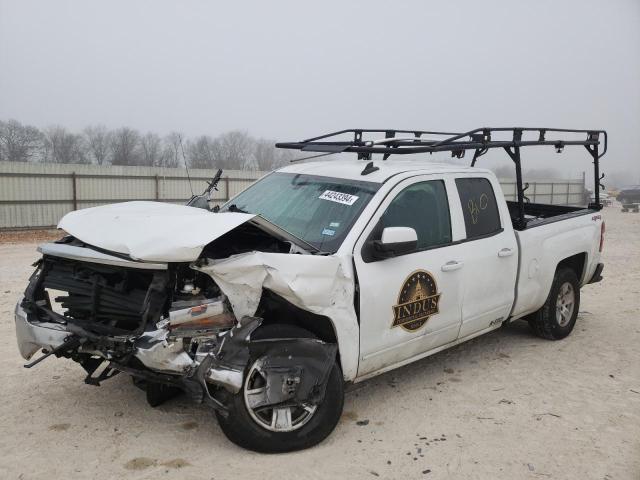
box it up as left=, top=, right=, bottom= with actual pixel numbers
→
left=555, top=282, right=575, bottom=327
left=243, top=359, right=317, bottom=432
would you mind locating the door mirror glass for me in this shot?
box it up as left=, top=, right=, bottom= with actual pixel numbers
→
left=372, top=226, right=418, bottom=259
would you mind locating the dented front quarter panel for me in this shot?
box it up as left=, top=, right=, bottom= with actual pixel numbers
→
left=193, top=252, right=360, bottom=381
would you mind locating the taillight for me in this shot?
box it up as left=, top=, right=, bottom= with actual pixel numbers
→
left=599, top=221, right=605, bottom=252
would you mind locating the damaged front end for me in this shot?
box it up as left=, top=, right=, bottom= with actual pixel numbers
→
left=16, top=239, right=337, bottom=415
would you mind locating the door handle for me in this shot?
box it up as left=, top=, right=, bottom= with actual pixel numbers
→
left=441, top=260, right=464, bottom=272
left=498, top=248, right=514, bottom=258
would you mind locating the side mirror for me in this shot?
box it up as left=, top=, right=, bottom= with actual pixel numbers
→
left=371, top=226, right=418, bottom=259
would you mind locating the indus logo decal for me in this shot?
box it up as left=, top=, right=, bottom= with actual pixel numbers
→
left=392, top=270, right=441, bottom=332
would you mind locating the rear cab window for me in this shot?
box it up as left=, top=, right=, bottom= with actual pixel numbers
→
left=455, top=177, right=502, bottom=239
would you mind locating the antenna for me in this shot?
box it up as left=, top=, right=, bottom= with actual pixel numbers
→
left=178, top=134, right=194, bottom=196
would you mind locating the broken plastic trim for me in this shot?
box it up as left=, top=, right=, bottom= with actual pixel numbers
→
left=120, top=316, right=338, bottom=413
left=203, top=316, right=264, bottom=393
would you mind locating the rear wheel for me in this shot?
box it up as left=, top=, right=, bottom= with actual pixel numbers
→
left=216, top=324, right=344, bottom=452
left=528, top=267, right=580, bottom=340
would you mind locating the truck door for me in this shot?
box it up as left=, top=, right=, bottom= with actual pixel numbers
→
left=452, top=175, right=518, bottom=338
left=354, top=176, right=466, bottom=377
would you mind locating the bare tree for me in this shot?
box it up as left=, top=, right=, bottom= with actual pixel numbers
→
left=83, top=125, right=112, bottom=165
left=0, top=119, right=44, bottom=162
left=252, top=138, right=273, bottom=171
left=218, top=130, right=253, bottom=169
left=43, top=126, right=89, bottom=164
left=253, top=138, right=292, bottom=171
left=186, top=135, right=221, bottom=169
left=110, top=127, right=141, bottom=166
left=0, top=119, right=283, bottom=171
left=161, top=132, right=183, bottom=168
left=140, top=132, right=163, bottom=166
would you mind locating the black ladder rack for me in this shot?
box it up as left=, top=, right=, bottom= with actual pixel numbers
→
left=276, top=127, right=607, bottom=229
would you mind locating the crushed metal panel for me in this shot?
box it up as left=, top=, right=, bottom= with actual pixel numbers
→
left=134, top=328, right=194, bottom=373
left=194, top=252, right=356, bottom=324
left=204, top=316, right=263, bottom=392
left=58, top=201, right=255, bottom=262
left=15, top=299, right=69, bottom=360
left=37, top=242, right=168, bottom=270
left=194, top=251, right=359, bottom=380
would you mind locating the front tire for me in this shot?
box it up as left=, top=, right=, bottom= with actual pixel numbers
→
left=216, top=324, right=344, bottom=453
left=528, top=267, right=580, bottom=340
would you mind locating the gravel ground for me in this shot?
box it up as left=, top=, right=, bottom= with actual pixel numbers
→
left=0, top=207, right=638, bottom=480
left=0, top=229, right=60, bottom=245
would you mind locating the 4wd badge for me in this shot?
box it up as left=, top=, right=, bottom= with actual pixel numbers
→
left=392, top=270, right=441, bottom=332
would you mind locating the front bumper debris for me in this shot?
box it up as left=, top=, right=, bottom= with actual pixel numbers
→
left=16, top=247, right=340, bottom=416
left=16, top=300, right=337, bottom=414
left=16, top=293, right=256, bottom=388
left=15, top=299, right=70, bottom=360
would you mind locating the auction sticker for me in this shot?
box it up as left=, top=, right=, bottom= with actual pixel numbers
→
left=319, top=190, right=359, bottom=206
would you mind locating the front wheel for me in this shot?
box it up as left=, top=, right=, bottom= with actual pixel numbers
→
left=528, top=267, right=580, bottom=340
left=216, top=324, right=344, bottom=453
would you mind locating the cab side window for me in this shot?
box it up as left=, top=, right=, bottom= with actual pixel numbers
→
left=455, top=177, right=502, bottom=238
left=381, top=180, right=452, bottom=250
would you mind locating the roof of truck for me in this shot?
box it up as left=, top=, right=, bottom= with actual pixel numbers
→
left=277, top=157, right=491, bottom=183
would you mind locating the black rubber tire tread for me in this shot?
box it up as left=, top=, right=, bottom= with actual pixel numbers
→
left=216, top=324, right=344, bottom=453
left=528, top=267, right=580, bottom=340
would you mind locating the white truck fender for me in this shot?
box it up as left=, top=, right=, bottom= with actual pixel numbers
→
left=194, top=251, right=360, bottom=381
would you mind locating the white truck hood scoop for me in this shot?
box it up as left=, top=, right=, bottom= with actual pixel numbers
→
left=58, top=201, right=311, bottom=262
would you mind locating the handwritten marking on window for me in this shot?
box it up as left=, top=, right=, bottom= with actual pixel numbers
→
left=467, top=193, right=489, bottom=224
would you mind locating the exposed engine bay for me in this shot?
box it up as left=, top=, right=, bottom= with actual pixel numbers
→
left=18, top=232, right=342, bottom=414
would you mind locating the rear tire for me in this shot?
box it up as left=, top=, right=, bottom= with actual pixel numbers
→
left=528, top=267, right=580, bottom=340
left=216, top=324, right=344, bottom=453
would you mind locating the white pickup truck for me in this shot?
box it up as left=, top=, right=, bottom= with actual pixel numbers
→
left=14, top=127, right=606, bottom=452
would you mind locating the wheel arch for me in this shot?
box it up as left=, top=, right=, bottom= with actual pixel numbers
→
left=255, top=289, right=357, bottom=381
left=557, top=252, right=587, bottom=283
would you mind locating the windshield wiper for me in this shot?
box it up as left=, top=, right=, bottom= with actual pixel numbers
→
left=228, top=204, right=249, bottom=214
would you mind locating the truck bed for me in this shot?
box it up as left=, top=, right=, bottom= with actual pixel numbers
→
left=507, top=201, right=593, bottom=230
left=509, top=207, right=602, bottom=320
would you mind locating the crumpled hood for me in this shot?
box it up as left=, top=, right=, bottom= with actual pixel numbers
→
left=58, top=201, right=255, bottom=262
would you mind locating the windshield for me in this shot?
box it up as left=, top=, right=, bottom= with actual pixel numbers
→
left=221, top=172, right=380, bottom=252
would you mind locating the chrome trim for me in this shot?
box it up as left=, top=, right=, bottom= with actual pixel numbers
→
left=207, top=365, right=244, bottom=393
left=38, top=243, right=168, bottom=270
left=15, top=299, right=70, bottom=360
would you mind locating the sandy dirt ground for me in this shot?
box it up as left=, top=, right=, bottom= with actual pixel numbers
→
left=0, top=208, right=638, bottom=480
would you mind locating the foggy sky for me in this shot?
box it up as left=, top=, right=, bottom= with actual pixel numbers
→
left=1, top=0, right=639, bottom=180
